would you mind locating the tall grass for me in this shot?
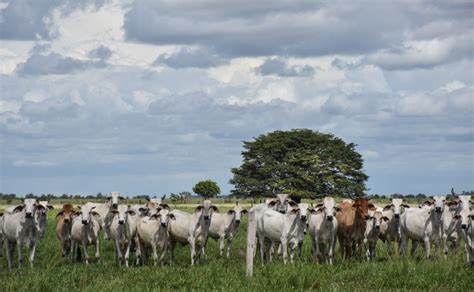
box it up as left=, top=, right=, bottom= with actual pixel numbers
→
left=0, top=207, right=472, bottom=291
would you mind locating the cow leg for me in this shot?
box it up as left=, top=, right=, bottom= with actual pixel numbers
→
left=298, top=241, right=303, bottom=258
left=219, top=235, right=225, bottom=257
left=114, top=240, right=122, bottom=266
left=95, top=239, right=100, bottom=262
left=6, top=241, right=14, bottom=269
left=28, top=239, right=37, bottom=267
left=399, top=231, right=408, bottom=257
left=311, top=236, right=318, bottom=262
left=289, top=241, right=297, bottom=264
left=124, top=240, right=132, bottom=268
left=190, top=239, right=196, bottom=266
left=17, top=240, right=23, bottom=267
left=411, top=240, right=418, bottom=257
left=82, top=241, right=89, bottom=265
left=386, top=239, right=393, bottom=257
left=423, top=237, right=431, bottom=259
left=281, top=239, right=288, bottom=264
left=151, top=243, right=158, bottom=266
left=259, top=236, right=266, bottom=265
left=226, top=239, right=232, bottom=258
left=329, top=237, right=336, bottom=265
left=169, top=241, right=176, bottom=265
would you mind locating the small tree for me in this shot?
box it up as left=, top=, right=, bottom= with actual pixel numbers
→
left=193, top=180, right=221, bottom=198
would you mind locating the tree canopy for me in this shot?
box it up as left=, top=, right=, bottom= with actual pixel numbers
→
left=230, top=129, right=368, bottom=199
left=192, top=180, right=221, bottom=198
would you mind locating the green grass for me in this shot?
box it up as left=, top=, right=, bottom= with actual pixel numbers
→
left=0, top=208, right=472, bottom=291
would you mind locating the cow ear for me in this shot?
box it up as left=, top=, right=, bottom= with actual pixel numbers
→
left=382, top=216, right=390, bottom=222
left=383, top=205, right=392, bottom=211
left=401, top=204, right=410, bottom=208
left=453, top=214, right=461, bottom=220
left=77, top=206, right=81, bottom=210
left=227, top=209, right=236, bottom=215
left=368, top=204, right=377, bottom=211
left=36, top=205, right=46, bottom=212
left=195, top=205, right=204, bottom=212
left=288, top=200, right=298, bottom=207
left=138, top=207, right=148, bottom=214
left=106, top=196, right=112, bottom=200
left=150, top=213, right=160, bottom=220
left=91, top=211, right=100, bottom=218
left=315, top=203, right=324, bottom=209
left=126, top=210, right=136, bottom=216
left=159, top=203, right=170, bottom=210
left=119, top=196, right=126, bottom=200
left=13, top=205, right=25, bottom=213
left=211, top=206, right=219, bottom=212
left=334, top=207, right=342, bottom=212
left=267, top=200, right=277, bottom=207
left=169, top=213, right=176, bottom=220
left=111, top=210, right=119, bottom=214
left=290, top=208, right=300, bottom=215
left=241, top=209, right=248, bottom=214
left=72, top=212, right=81, bottom=218
left=422, top=201, right=433, bottom=206
left=55, top=211, right=64, bottom=218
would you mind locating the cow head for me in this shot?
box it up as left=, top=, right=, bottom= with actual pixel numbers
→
left=195, top=200, right=218, bottom=221
left=107, top=192, right=125, bottom=209
left=266, top=194, right=297, bottom=214
left=352, top=197, right=371, bottom=220
left=110, top=204, right=135, bottom=225
left=432, top=196, right=446, bottom=213
left=77, top=204, right=100, bottom=225
left=13, top=198, right=39, bottom=218
left=317, top=197, right=340, bottom=221
left=150, top=207, right=175, bottom=228
left=383, top=198, right=409, bottom=218
left=228, top=202, right=247, bottom=224
left=56, top=204, right=75, bottom=223
left=367, top=211, right=389, bottom=230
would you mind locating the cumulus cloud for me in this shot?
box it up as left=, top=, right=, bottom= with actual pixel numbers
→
left=0, top=0, right=109, bottom=40
left=256, top=58, right=315, bottom=77
left=87, top=45, right=113, bottom=60
left=153, top=47, right=226, bottom=68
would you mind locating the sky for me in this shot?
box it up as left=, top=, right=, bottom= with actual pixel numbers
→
left=0, top=0, right=473, bottom=197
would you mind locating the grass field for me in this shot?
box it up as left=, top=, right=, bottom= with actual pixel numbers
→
left=0, top=205, right=473, bottom=291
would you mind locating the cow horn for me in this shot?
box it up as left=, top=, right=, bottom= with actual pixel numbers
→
left=451, top=187, right=458, bottom=198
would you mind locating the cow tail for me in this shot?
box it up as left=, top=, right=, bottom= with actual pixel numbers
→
left=246, top=210, right=257, bottom=277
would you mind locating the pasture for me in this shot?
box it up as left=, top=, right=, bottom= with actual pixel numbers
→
left=0, top=204, right=473, bottom=291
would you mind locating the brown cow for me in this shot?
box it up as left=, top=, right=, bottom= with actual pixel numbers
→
left=336, top=197, right=372, bottom=260
left=56, top=204, right=75, bottom=257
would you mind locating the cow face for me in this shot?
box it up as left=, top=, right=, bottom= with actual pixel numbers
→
left=454, top=208, right=471, bottom=230
left=56, top=204, right=75, bottom=223
left=111, top=204, right=130, bottom=225
left=108, top=192, right=125, bottom=209
left=20, top=198, right=38, bottom=218
left=267, top=194, right=298, bottom=214
left=353, top=197, right=370, bottom=219
left=195, top=200, right=218, bottom=221
left=383, top=198, right=409, bottom=218
left=322, top=197, right=339, bottom=221
left=79, top=204, right=98, bottom=225
left=368, top=211, right=388, bottom=230
left=432, top=196, right=446, bottom=213
left=228, top=203, right=247, bottom=224
left=151, top=208, right=175, bottom=228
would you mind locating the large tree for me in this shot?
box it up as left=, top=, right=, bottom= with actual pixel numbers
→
left=193, top=180, right=221, bottom=198
left=230, top=129, right=368, bottom=199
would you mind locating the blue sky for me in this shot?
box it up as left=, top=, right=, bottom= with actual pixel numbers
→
left=0, top=0, right=473, bottom=197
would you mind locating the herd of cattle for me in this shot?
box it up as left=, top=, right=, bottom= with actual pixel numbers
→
left=0, top=190, right=472, bottom=275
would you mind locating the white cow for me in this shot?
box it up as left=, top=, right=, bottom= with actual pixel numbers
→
left=208, top=202, right=247, bottom=257
left=400, top=196, right=446, bottom=259
left=109, top=204, right=139, bottom=267
left=70, top=203, right=101, bottom=264
left=257, top=207, right=305, bottom=264
left=36, top=200, right=54, bottom=239
left=379, top=198, right=409, bottom=256
left=364, top=211, right=389, bottom=261
left=169, top=200, right=217, bottom=265
left=137, top=205, right=175, bottom=265
left=92, top=192, right=125, bottom=240
left=452, top=195, right=473, bottom=263
left=308, top=197, right=339, bottom=264
left=2, top=199, right=44, bottom=268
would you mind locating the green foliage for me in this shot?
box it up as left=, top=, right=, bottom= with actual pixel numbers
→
left=230, top=129, right=368, bottom=199
left=192, top=180, right=221, bottom=198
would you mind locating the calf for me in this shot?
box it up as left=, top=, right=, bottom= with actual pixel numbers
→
left=308, top=197, right=339, bottom=264
left=2, top=199, right=44, bottom=268
left=137, top=205, right=175, bottom=265
left=208, top=202, right=247, bottom=257
left=169, top=200, right=217, bottom=265
left=336, top=197, right=371, bottom=260
left=56, top=204, right=75, bottom=257
left=109, top=204, right=139, bottom=267
left=379, top=198, right=410, bottom=256
left=70, top=203, right=101, bottom=264
left=36, top=200, right=54, bottom=239
left=399, top=196, right=445, bottom=259
left=257, top=207, right=305, bottom=264
left=363, top=211, right=389, bottom=261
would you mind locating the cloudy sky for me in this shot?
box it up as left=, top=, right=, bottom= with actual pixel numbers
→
left=0, top=0, right=472, bottom=197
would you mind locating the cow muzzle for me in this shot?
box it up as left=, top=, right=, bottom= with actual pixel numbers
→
left=64, top=218, right=70, bottom=223
left=326, top=215, right=333, bottom=221
left=82, top=220, right=89, bottom=225
left=235, top=219, right=241, bottom=224
left=301, top=215, right=307, bottom=221
left=161, top=222, right=167, bottom=228
left=204, top=215, right=210, bottom=220
left=112, top=203, right=118, bottom=209
left=394, top=214, right=400, bottom=219
left=25, top=212, right=33, bottom=218
left=375, top=225, right=380, bottom=230
left=119, top=220, right=125, bottom=225
left=279, top=210, right=285, bottom=214
left=435, top=207, right=442, bottom=213
left=461, top=224, right=467, bottom=229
